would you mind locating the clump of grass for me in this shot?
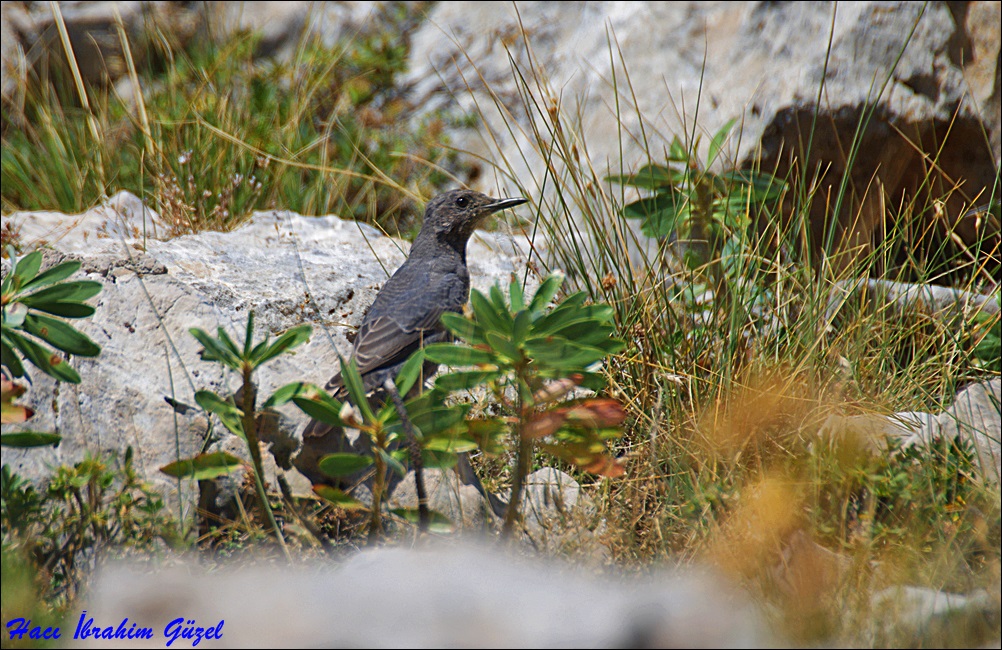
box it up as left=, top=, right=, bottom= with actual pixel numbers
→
left=1, top=4, right=456, bottom=237
left=461, top=14, right=1000, bottom=646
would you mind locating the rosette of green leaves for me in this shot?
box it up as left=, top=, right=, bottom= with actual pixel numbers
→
left=162, top=312, right=313, bottom=481
left=424, top=273, right=628, bottom=477
left=165, top=312, right=312, bottom=559
left=1, top=248, right=102, bottom=384
left=606, top=120, right=786, bottom=253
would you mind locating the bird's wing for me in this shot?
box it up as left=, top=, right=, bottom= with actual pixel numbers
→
left=352, top=304, right=448, bottom=376
left=323, top=265, right=468, bottom=395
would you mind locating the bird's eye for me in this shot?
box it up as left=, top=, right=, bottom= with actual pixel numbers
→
left=455, top=196, right=469, bottom=208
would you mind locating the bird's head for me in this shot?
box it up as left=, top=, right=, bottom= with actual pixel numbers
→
left=417, top=189, right=527, bottom=251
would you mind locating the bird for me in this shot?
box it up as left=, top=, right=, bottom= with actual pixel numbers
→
left=293, top=189, right=527, bottom=494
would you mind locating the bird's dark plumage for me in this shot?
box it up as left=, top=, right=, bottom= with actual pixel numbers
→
left=295, top=189, right=527, bottom=487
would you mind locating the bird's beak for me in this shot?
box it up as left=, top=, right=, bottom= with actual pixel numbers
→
left=484, top=197, right=528, bottom=214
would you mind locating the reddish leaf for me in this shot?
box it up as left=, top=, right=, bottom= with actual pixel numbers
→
left=525, top=398, right=625, bottom=440
left=581, top=455, right=627, bottom=477
left=524, top=409, right=569, bottom=439
left=532, top=376, right=581, bottom=405
left=565, top=398, right=626, bottom=428
left=1, top=377, right=34, bottom=423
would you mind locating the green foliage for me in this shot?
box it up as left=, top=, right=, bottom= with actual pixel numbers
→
left=1, top=249, right=102, bottom=385
left=1, top=451, right=178, bottom=607
left=1, top=12, right=455, bottom=235
left=318, top=453, right=374, bottom=477
left=607, top=121, right=786, bottom=282
left=295, top=270, right=628, bottom=538
left=472, top=36, right=1000, bottom=644
left=0, top=431, right=62, bottom=449
left=970, top=292, right=1000, bottom=373
left=811, top=433, right=985, bottom=562
left=2, top=248, right=102, bottom=451
left=172, top=312, right=312, bottom=559
left=189, top=316, right=312, bottom=376
left=296, top=272, right=628, bottom=536
left=426, top=273, right=627, bottom=535
left=159, top=452, right=245, bottom=481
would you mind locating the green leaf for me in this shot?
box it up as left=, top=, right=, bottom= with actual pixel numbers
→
left=484, top=331, right=522, bottom=363
left=716, top=170, right=787, bottom=203
left=0, top=431, right=61, bottom=448
left=13, top=251, right=43, bottom=284
left=434, top=369, right=501, bottom=392
left=263, top=381, right=326, bottom=408
left=0, top=266, right=12, bottom=297
left=379, top=448, right=407, bottom=477
left=530, top=294, right=596, bottom=334
left=440, top=312, right=484, bottom=343
left=159, top=452, right=244, bottom=480
left=313, top=485, right=365, bottom=509
left=21, top=280, right=102, bottom=306
left=339, top=355, right=376, bottom=423
left=4, top=329, right=80, bottom=383
left=254, top=324, right=312, bottom=367
left=573, top=371, right=608, bottom=392
left=623, top=194, right=684, bottom=239
left=194, top=390, right=245, bottom=439
left=390, top=508, right=454, bottom=533
left=545, top=321, right=619, bottom=349
left=0, top=334, right=25, bottom=378
left=525, top=336, right=613, bottom=370
left=606, top=163, right=684, bottom=189
left=318, top=453, right=374, bottom=478
left=668, top=136, right=689, bottom=163
left=511, top=310, right=531, bottom=345
left=534, top=306, right=616, bottom=338
left=489, top=284, right=511, bottom=314
left=243, top=311, right=255, bottom=357
left=466, top=418, right=508, bottom=454
left=422, top=449, right=459, bottom=470
left=19, top=260, right=82, bottom=293
left=707, top=117, right=737, bottom=168
left=509, top=276, right=525, bottom=312
left=249, top=336, right=270, bottom=362
left=423, top=434, right=479, bottom=454
left=394, top=349, right=426, bottom=396
left=528, top=274, right=565, bottom=313
left=291, top=392, right=344, bottom=427
left=190, top=327, right=242, bottom=370
left=424, top=343, right=497, bottom=367
left=216, top=327, right=241, bottom=359
left=25, top=301, right=95, bottom=319
left=470, top=289, right=510, bottom=335
left=22, top=313, right=101, bottom=357
left=410, top=406, right=467, bottom=434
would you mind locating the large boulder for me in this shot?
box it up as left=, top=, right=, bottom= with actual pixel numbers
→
left=405, top=1, right=1000, bottom=268
left=1, top=192, right=536, bottom=515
